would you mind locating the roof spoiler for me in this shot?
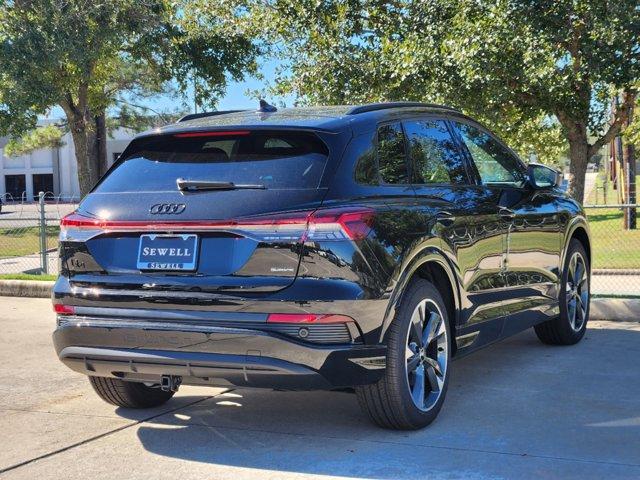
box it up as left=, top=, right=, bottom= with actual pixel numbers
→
left=177, top=110, right=248, bottom=123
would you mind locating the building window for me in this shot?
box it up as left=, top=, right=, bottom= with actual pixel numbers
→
left=4, top=174, right=26, bottom=201
left=32, top=174, right=54, bottom=199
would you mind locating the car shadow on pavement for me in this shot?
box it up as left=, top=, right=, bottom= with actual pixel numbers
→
left=114, top=326, right=640, bottom=478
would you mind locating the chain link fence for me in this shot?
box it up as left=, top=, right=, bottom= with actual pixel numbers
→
left=0, top=192, right=637, bottom=297
left=585, top=204, right=640, bottom=297
left=0, top=193, right=77, bottom=277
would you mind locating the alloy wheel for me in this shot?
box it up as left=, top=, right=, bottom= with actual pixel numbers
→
left=405, top=299, right=448, bottom=412
left=566, top=251, right=589, bottom=331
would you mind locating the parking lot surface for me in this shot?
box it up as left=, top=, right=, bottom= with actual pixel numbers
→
left=1, top=296, right=639, bottom=479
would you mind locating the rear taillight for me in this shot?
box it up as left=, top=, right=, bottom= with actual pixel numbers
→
left=60, top=212, right=101, bottom=231
left=53, top=304, right=75, bottom=315
left=267, top=313, right=354, bottom=324
left=307, top=208, right=374, bottom=241
left=59, top=207, right=374, bottom=242
left=59, top=212, right=106, bottom=241
left=236, top=207, right=374, bottom=242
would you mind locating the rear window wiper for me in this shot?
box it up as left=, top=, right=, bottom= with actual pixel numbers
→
left=177, top=178, right=266, bottom=192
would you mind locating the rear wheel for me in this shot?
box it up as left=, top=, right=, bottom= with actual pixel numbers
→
left=356, top=279, right=451, bottom=430
left=535, top=239, right=590, bottom=345
left=89, top=376, right=174, bottom=408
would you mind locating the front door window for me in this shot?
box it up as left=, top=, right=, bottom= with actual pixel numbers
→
left=454, top=122, right=526, bottom=188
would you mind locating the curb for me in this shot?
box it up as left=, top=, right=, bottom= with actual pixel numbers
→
left=593, top=269, right=640, bottom=276
left=0, top=280, right=54, bottom=299
left=0, top=280, right=638, bottom=322
left=590, top=298, right=640, bottom=322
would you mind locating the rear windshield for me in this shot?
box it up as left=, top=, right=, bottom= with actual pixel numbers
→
left=95, top=131, right=329, bottom=192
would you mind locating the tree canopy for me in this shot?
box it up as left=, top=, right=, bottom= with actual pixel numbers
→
left=257, top=0, right=639, bottom=201
left=0, top=0, right=259, bottom=196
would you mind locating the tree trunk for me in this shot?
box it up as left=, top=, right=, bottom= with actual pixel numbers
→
left=556, top=110, right=591, bottom=204
left=63, top=109, right=107, bottom=198
left=567, top=135, right=590, bottom=204
left=65, top=112, right=94, bottom=198
left=94, top=112, right=108, bottom=177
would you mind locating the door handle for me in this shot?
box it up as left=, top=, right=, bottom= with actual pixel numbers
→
left=436, top=211, right=456, bottom=226
left=499, top=208, right=515, bottom=220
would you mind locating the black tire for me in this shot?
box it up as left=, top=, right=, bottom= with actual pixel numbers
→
left=89, top=376, right=175, bottom=408
left=356, top=279, right=451, bottom=430
left=535, top=239, right=590, bottom=345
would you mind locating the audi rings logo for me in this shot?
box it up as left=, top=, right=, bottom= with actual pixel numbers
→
left=149, top=203, right=186, bottom=215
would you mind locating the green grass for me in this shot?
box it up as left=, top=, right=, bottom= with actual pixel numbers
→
left=587, top=209, right=640, bottom=269
left=0, top=225, right=59, bottom=258
left=0, top=273, right=57, bottom=281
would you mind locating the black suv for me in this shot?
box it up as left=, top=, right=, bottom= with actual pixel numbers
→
left=53, top=102, right=591, bottom=429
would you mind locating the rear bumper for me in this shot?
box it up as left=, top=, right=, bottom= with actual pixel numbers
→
left=53, top=316, right=387, bottom=390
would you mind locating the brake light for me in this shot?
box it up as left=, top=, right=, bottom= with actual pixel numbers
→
left=173, top=130, right=250, bottom=138
left=267, top=313, right=354, bottom=324
left=53, top=304, right=75, bottom=315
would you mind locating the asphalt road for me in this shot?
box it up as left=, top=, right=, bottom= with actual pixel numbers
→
left=1, top=296, right=639, bottom=479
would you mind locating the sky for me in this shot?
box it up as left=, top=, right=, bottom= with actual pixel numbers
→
left=143, top=59, right=293, bottom=113
left=45, top=59, right=293, bottom=120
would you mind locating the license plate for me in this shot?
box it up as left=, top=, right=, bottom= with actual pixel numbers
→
left=137, top=234, right=198, bottom=271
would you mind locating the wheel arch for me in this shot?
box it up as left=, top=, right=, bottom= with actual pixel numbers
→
left=379, top=248, right=461, bottom=355
left=563, top=218, right=592, bottom=269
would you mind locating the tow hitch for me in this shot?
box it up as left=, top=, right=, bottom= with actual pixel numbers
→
left=160, top=375, right=182, bottom=392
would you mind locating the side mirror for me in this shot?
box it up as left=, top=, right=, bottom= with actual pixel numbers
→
left=527, top=163, right=562, bottom=189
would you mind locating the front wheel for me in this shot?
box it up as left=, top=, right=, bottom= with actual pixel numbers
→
left=535, top=239, right=590, bottom=345
left=356, top=279, right=451, bottom=430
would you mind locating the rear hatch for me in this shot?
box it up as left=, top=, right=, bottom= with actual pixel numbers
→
left=61, top=129, right=336, bottom=293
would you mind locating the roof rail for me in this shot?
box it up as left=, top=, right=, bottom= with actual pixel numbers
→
left=346, top=102, right=460, bottom=116
left=177, top=110, right=248, bottom=123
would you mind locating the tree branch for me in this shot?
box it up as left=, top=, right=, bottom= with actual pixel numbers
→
left=555, top=109, right=583, bottom=141
left=60, top=92, right=79, bottom=117
left=113, top=99, right=172, bottom=123
left=588, top=89, right=637, bottom=158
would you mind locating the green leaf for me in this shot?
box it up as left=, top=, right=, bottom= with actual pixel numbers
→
left=4, top=124, right=65, bottom=157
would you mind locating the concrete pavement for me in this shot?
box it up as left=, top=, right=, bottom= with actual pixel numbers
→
left=583, top=171, right=598, bottom=203
left=1, top=297, right=639, bottom=479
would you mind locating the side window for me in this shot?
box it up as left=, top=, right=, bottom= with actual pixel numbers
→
left=454, top=122, right=526, bottom=187
left=377, top=123, right=409, bottom=184
left=404, top=119, right=467, bottom=185
left=354, top=146, right=377, bottom=185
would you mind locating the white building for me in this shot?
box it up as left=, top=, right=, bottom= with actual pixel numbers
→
left=0, top=126, right=136, bottom=201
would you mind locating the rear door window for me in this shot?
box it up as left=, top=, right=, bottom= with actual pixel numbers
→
left=377, top=123, right=409, bottom=184
left=403, top=119, right=467, bottom=185
left=95, top=131, right=329, bottom=192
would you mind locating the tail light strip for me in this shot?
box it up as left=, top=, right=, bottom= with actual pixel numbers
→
left=60, top=207, right=374, bottom=243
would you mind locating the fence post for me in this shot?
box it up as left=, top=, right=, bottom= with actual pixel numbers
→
left=38, top=191, right=48, bottom=274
